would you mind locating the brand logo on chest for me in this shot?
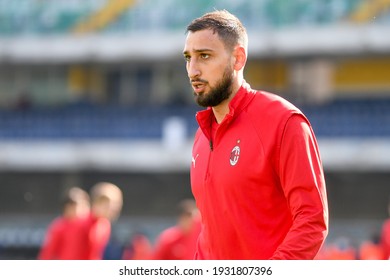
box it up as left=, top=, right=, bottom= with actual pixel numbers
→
left=229, top=140, right=241, bottom=166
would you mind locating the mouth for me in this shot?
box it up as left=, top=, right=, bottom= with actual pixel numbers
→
left=191, top=80, right=207, bottom=94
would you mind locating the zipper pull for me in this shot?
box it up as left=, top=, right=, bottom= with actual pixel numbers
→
left=209, top=140, right=213, bottom=151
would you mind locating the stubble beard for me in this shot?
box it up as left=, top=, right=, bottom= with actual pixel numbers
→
left=193, top=66, right=234, bottom=108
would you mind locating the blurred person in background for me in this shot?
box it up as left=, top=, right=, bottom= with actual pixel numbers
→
left=38, top=186, right=90, bottom=260
left=316, top=237, right=357, bottom=260
left=122, top=231, right=153, bottom=260
left=359, top=232, right=386, bottom=260
left=151, top=198, right=201, bottom=260
left=85, top=181, right=124, bottom=260
left=380, top=195, right=390, bottom=259
left=183, top=10, right=328, bottom=259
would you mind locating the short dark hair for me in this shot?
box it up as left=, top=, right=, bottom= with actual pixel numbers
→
left=186, top=10, right=248, bottom=52
left=61, top=186, right=89, bottom=208
left=177, top=198, right=197, bottom=217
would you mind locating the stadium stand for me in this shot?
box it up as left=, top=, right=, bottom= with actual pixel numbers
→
left=0, top=97, right=389, bottom=140
left=350, top=0, right=390, bottom=23
left=0, top=0, right=370, bottom=36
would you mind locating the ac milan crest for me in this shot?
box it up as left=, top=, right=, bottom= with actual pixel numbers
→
left=230, top=144, right=240, bottom=166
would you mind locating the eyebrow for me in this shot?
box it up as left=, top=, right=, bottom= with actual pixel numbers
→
left=183, top=48, right=214, bottom=55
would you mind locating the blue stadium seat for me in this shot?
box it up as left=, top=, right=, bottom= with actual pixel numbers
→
left=0, top=98, right=389, bottom=140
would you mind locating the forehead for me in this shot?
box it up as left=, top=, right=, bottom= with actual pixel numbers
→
left=183, top=29, right=226, bottom=53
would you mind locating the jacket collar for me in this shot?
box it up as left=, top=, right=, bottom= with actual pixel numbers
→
left=195, top=81, right=256, bottom=139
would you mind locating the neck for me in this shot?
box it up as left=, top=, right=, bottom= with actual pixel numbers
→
left=212, top=76, right=243, bottom=124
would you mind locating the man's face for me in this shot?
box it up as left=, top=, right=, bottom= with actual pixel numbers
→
left=183, top=29, right=234, bottom=107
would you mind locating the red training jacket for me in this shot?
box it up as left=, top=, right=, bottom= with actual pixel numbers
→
left=190, top=82, right=328, bottom=260
left=38, top=217, right=88, bottom=260
left=380, top=218, right=390, bottom=259
left=152, top=215, right=201, bottom=260
left=83, top=213, right=111, bottom=260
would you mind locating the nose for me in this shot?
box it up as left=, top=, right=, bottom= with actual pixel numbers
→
left=187, top=59, right=200, bottom=79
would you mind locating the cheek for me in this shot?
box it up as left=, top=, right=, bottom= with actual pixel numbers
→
left=208, top=66, right=224, bottom=83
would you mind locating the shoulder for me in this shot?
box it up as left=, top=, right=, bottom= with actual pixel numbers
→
left=156, top=226, right=182, bottom=243
left=47, top=217, right=67, bottom=231
left=244, top=90, right=306, bottom=129
left=250, top=90, right=302, bottom=116
left=383, top=219, right=390, bottom=230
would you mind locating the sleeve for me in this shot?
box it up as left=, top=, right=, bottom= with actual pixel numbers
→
left=151, top=231, right=169, bottom=260
left=87, top=219, right=111, bottom=260
left=380, top=220, right=390, bottom=258
left=271, top=114, right=329, bottom=260
left=37, top=219, right=62, bottom=260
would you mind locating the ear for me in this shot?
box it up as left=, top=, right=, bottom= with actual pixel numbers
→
left=233, top=45, right=247, bottom=71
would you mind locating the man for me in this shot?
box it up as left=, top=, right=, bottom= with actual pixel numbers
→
left=152, top=198, right=201, bottom=260
left=183, top=10, right=328, bottom=260
left=380, top=195, right=390, bottom=259
left=38, top=187, right=90, bottom=260
left=84, top=181, right=124, bottom=260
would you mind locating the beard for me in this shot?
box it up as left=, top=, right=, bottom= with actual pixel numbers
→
left=193, top=66, right=233, bottom=108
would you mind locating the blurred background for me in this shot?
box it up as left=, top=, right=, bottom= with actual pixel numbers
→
left=0, top=0, right=389, bottom=259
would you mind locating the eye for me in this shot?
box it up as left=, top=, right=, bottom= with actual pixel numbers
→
left=184, top=55, right=191, bottom=62
left=201, top=53, right=210, bottom=59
